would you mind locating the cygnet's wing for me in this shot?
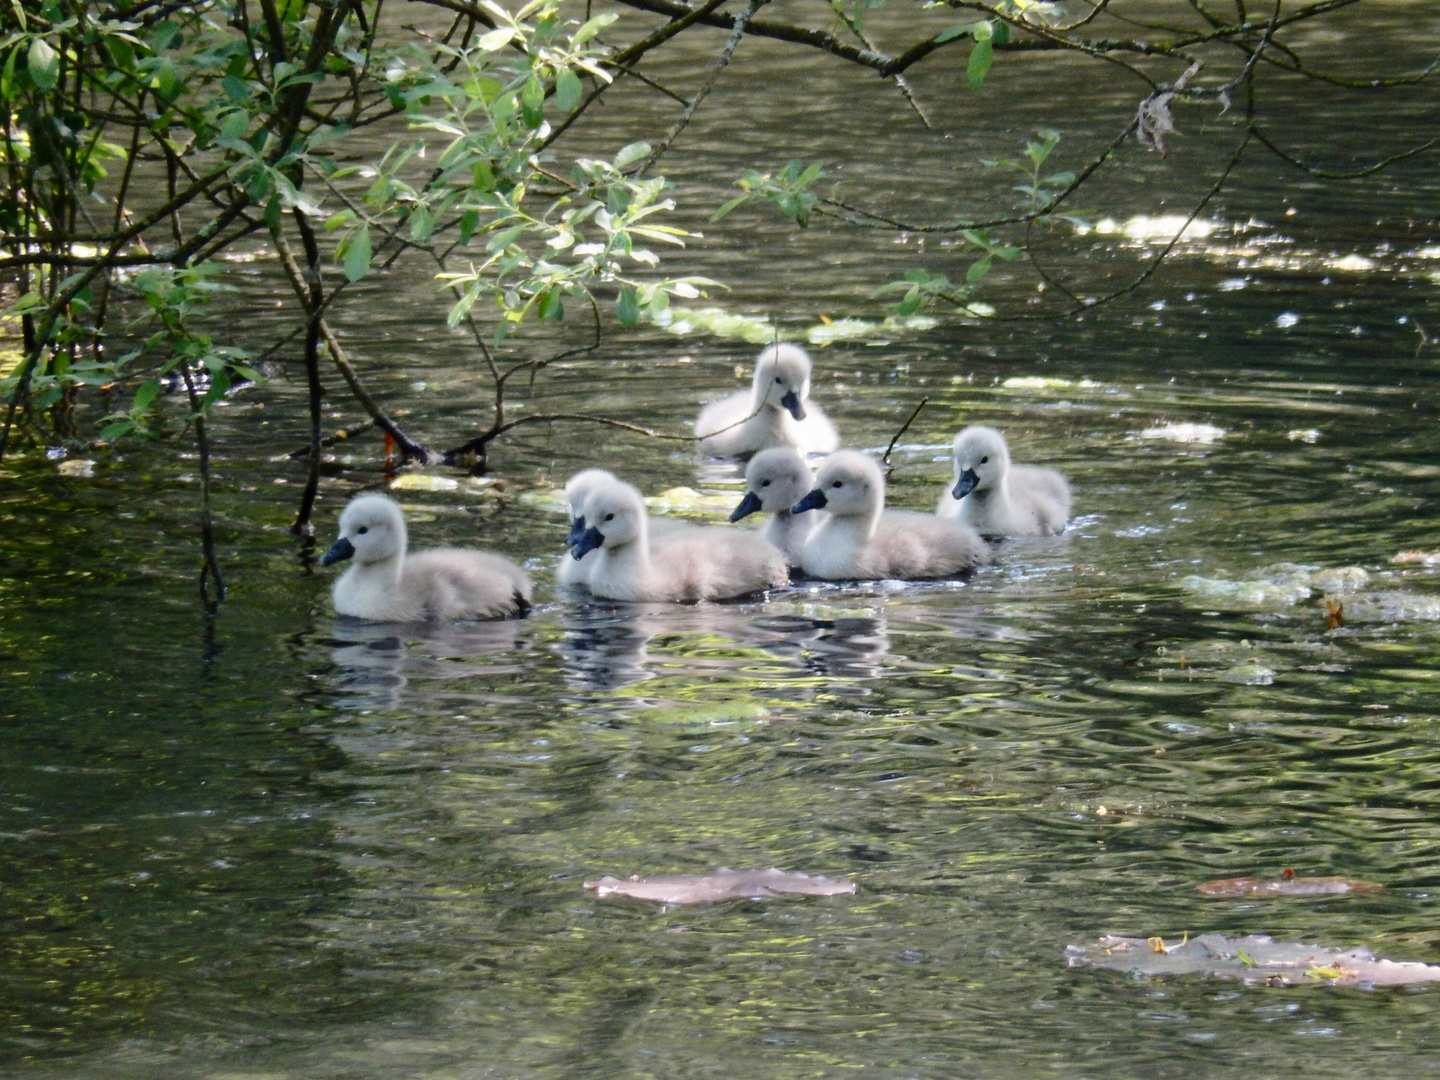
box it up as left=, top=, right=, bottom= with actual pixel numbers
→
left=874, top=511, right=990, bottom=578
left=1009, top=464, right=1071, bottom=532
left=650, top=526, right=787, bottom=600
left=405, top=549, right=531, bottom=619
left=695, top=389, right=756, bottom=456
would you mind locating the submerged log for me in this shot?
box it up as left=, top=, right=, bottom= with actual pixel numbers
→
left=1197, top=874, right=1383, bottom=897
left=584, top=867, right=856, bottom=904
left=1068, top=933, right=1440, bottom=988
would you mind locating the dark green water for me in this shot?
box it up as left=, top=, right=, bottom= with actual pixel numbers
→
left=6, top=3, right=1440, bottom=1077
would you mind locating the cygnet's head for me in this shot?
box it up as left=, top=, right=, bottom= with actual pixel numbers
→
left=792, top=450, right=883, bottom=519
left=731, top=447, right=815, bottom=521
left=564, top=468, right=618, bottom=547
left=950, top=425, right=1011, bottom=500
left=751, top=343, right=813, bottom=420
left=321, top=493, right=407, bottom=567
left=572, top=480, right=646, bottom=559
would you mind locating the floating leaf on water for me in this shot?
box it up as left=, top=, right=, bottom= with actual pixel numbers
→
left=521, top=488, right=569, bottom=514
left=1001, top=376, right=1103, bottom=390
left=1311, top=566, right=1369, bottom=593
left=645, top=486, right=737, bottom=513
left=804, top=315, right=937, bottom=346
left=1139, top=422, right=1226, bottom=444
left=1219, top=663, right=1275, bottom=685
left=1179, top=575, right=1311, bottom=609
left=1392, top=551, right=1440, bottom=566
left=1067, top=933, right=1440, bottom=987
left=390, top=474, right=460, bottom=492
left=1338, top=591, right=1440, bottom=623
left=1197, top=874, right=1383, bottom=897
left=585, top=867, right=857, bottom=904
left=56, top=459, right=96, bottom=478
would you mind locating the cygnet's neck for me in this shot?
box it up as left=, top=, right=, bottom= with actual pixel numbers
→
left=353, top=550, right=404, bottom=588
left=599, top=515, right=652, bottom=574
left=832, top=500, right=882, bottom=541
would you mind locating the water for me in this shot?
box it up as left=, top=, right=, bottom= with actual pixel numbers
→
left=6, top=2, right=1440, bottom=1076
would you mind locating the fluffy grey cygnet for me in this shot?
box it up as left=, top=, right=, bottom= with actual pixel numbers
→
left=573, top=479, right=788, bottom=602
left=937, top=425, right=1070, bottom=536
left=557, top=468, right=695, bottom=590
left=695, top=343, right=840, bottom=458
left=728, top=446, right=821, bottom=566
left=321, top=493, right=531, bottom=621
left=791, top=450, right=990, bottom=580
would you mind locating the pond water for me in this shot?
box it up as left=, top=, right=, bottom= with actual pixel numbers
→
left=5, top=3, right=1440, bottom=1078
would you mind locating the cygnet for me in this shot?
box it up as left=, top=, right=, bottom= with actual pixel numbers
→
left=695, top=343, right=839, bottom=458
left=792, top=450, right=990, bottom=580
left=728, top=446, right=821, bottom=566
left=937, top=425, right=1070, bottom=536
left=321, top=493, right=531, bottom=621
left=557, top=468, right=694, bottom=589
left=573, top=479, right=788, bottom=602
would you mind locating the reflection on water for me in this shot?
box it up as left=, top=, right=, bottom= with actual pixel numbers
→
left=10, top=6, right=1440, bottom=1079
left=325, top=617, right=528, bottom=712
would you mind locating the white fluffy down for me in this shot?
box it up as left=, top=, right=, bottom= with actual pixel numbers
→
left=795, top=450, right=990, bottom=580
left=695, top=343, right=840, bottom=458
left=732, top=446, right=821, bottom=566
left=937, top=424, right=1070, bottom=536
left=557, top=468, right=696, bottom=590
left=325, top=493, right=531, bottom=621
left=577, top=479, right=788, bottom=602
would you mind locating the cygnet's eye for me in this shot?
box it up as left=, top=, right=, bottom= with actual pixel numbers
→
left=980, top=456, right=989, bottom=465
left=604, top=513, right=614, bottom=522
left=774, top=376, right=783, bottom=383
left=357, top=526, right=369, bottom=535
left=761, top=479, right=771, bottom=487
left=831, top=480, right=843, bottom=489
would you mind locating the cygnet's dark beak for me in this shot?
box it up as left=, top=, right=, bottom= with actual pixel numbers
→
left=780, top=389, right=806, bottom=421
left=729, top=490, right=764, bottom=523
left=791, top=488, right=827, bottom=514
left=565, top=515, right=587, bottom=549
left=952, top=468, right=979, bottom=500
left=320, top=536, right=355, bottom=567
left=571, top=525, right=605, bottom=560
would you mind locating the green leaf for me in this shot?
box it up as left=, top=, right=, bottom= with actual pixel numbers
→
left=967, top=39, right=993, bottom=88
left=709, top=195, right=749, bottom=223
left=478, top=27, right=515, bottom=51
left=537, top=288, right=563, bottom=321
left=133, top=379, right=162, bottom=412
left=616, top=287, right=640, bottom=326
left=28, top=37, right=58, bottom=92
left=965, top=254, right=993, bottom=283
left=555, top=67, right=582, bottom=112
left=485, top=223, right=525, bottom=253
left=613, top=141, right=650, bottom=169
left=572, top=12, right=617, bottom=44
left=521, top=76, right=545, bottom=127
left=936, top=21, right=987, bottom=44
left=409, top=205, right=434, bottom=242
left=342, top=225, right=372, bottom=282
left=99, top=421, right=135, bottom=441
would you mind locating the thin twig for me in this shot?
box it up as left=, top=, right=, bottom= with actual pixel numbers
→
left=882, top=397, right=928, bottom=472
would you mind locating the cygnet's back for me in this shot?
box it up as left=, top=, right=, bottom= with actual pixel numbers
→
left=322, top=493, right=531, bottom=621
left=695, top=343, right=840, bottom=458
left=728, top=446, right=820, bottom=566
left=575, top=480, right=788, bottom=602
left=937, top=424, right=1070, bottom=535
left=792, top=450, right=990, bottom=580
